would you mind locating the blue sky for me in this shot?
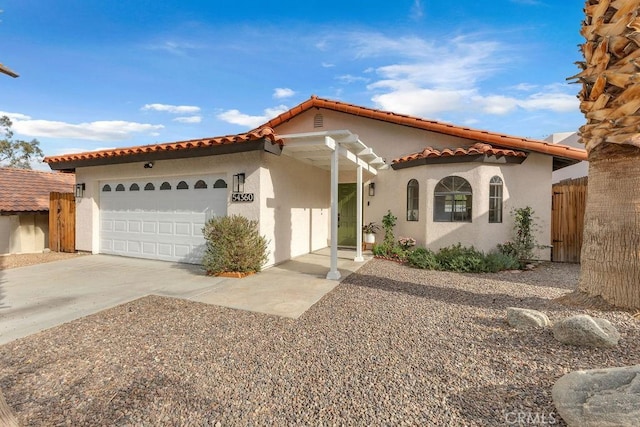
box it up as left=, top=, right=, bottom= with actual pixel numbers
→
left=0, top=0, right=585, bottom=167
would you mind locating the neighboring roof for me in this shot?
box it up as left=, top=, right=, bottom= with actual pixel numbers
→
left=0, top=168, right=75, bottom=213
left=392, top=143, right=528, bottom=169
left=0, top=63, right=19, bottom=78
left=45, top=128, right=283, bottom=170
left=259, top=96, right=588, bottom=166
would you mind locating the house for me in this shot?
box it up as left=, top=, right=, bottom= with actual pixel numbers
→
left=44, top=96, right=586, bottom=278
left=0, top=168, right=75, bottom=254
left=548, top=132, right=588, bottom=183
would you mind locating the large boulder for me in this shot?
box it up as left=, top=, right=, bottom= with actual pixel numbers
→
left=552, top=315, right=620, bottom=348
left=506, top=307, right=550, bottom=329
left=552, top=365, right=640, bottom=427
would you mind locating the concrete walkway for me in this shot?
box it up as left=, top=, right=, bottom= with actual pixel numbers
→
left=0, top=249, right=370, bottom=345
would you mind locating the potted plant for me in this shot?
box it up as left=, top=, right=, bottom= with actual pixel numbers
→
left=362, top=222, right=380, bottom=244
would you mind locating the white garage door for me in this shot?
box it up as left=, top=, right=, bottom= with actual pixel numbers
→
left=99, top=175, right=228, bottom=263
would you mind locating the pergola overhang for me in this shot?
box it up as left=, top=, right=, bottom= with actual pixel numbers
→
left=277, top=130, right=387, bottom=280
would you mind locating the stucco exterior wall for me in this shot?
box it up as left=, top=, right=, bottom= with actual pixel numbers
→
left=260, top=153, right=330, bottom=266
left=74, top=151, right=262, bottom=254
left=273, top=108, right=554, bottom=260
left=548, top=132, right=588, bottom=183
left=0, top=213, right=48, bottom=254
left=365, top=153, right=552, bottom=259
left=275, top=109, right=467, bottom=162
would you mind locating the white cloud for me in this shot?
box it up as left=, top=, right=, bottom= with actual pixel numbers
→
left=321, top=62, right=335, bottom=68
left=144, top=41, right=202, bottom=56
left=142, top=103, right=201, bottom=114
left=518, top=92, right=577, bottom=112
left=0, top=111, right=32, bottom=121
left=510, top=83, right=538, bottom=91
left=337, top=74, right=370, bottom=84
left=273, top=88, right=296, bottom=99
left=173, top=116, right=202, bottom=123
left=411, top=0, right=424, bottom=20
left=11, top=118, right=164, bottom=141
left=216, top=105, right=289, bottom=128
left=372, top=85, right=476, bottom=117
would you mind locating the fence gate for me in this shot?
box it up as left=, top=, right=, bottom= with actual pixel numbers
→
left=551, top=177, right=587, bottom=263
left=49, top=192, right=76, bottom=252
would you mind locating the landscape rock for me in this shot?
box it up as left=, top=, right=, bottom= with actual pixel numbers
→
left=506, top=307, right=550, bottom=329
left=552, top=365, right=640, bottom=427
left=552, top=315, right=620, bottom=348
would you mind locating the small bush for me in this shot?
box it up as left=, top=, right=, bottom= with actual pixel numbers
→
left=202, top=215, right=269, bottom=275
left=407, top=247, right=439, bottom=270
left=435, top=243, right=487, bottom=273
left=484, top=251, right=520, bottom=273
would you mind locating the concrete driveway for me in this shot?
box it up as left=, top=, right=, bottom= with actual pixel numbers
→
left=0, top=250, right=368, bottom=345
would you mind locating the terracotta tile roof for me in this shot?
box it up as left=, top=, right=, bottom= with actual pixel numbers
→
left=0, top=168, right=75, bottom=213
left=392, top=143, right=528, bottom=164
left=44, top=127, right=282, bottom=165
left=259, top=96, right=588, bottom=162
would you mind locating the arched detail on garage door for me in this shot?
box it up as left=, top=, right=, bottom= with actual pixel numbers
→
left=213, top=179, right=227, bottom=188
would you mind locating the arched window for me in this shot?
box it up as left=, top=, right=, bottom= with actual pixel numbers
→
left=194, top=180, right=207, bottom=189
left=160, top=182, right=171, bottom=190
left=129, top=183, right=140, bottom=191
left=115, top=184, right=125, bottom=192
left=144, top=183, right=155, bottom=191
left=434, top=176, right=472, bottom=222
left=489, top=176, right=503, bottom=223
left=213, top=179, right=227, bottom=189
left=102, top=184, right=111, bottom=192
left=177, top=181, right=189, bottom=190
left=407, top=179, right=419, bottom=221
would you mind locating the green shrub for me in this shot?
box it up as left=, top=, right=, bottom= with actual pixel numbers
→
left=202, top=215, right=269, bottom=275
left=498, top=206, right=541, bottom=267
left=484, top=251, right=521, bottom=273
left=435, top=243, right=487, bottom=273
left=407, top=247, right=440, bottom=270
left=381, top=210, right=397, bottom=248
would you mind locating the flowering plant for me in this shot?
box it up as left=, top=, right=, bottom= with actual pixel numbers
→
left=398, top=237, right=416, bottom=250
left=362, top=222, right=381, bottom=234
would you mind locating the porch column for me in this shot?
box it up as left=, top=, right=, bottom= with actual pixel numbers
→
left=326, top=137, right=341, bottom=280
left=354, top=164, right=364, bottom=262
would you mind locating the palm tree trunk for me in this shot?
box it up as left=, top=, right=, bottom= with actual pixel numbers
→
left=578, top=145, right=640, bottom=310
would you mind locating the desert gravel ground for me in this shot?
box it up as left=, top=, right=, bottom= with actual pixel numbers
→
left=0, top=252, right=85, bottom=270
left=1, top=260, right=638, bottom=426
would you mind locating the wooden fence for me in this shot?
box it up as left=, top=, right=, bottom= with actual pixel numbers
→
left=551, top=177, right=587, bottom=263
left=49, top=192, right=76, bottom=253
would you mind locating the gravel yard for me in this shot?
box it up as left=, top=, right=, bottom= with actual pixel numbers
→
left=0, top=252, right=85, bottom=270
left=1, top=259, right=638, bottom=426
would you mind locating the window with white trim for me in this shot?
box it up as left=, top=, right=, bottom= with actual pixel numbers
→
left=407, top=179, right=419, bottom=221
left=433, top=176, right=472, bottom=222
left=489, top=176, right=503, bottom=223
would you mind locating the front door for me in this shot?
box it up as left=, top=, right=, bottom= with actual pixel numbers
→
left=338, top=183, right=357, bottom=246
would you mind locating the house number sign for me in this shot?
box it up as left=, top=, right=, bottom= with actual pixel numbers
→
left=232, top=192, right=254, bottom=202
